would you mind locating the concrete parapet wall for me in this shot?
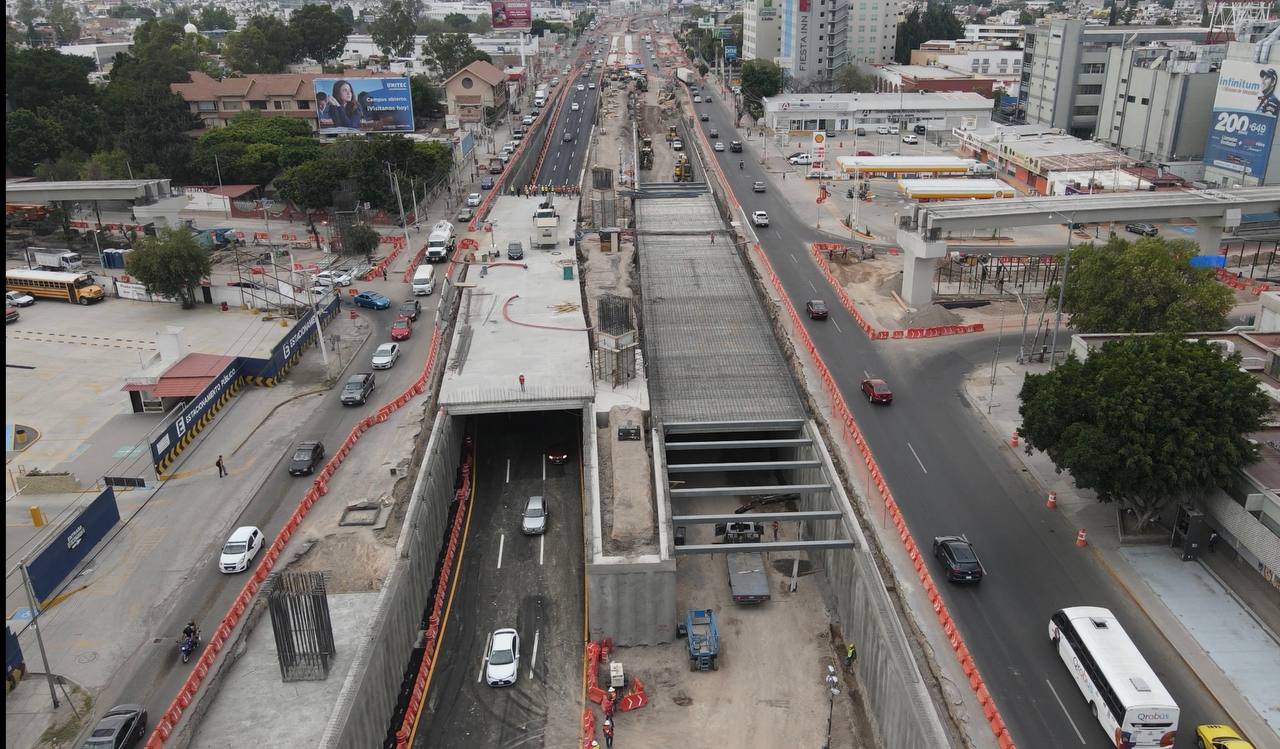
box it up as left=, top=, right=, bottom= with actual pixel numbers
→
left=321, top=413, right=466, bottom=749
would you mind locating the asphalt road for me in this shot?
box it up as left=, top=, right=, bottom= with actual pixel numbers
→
left=690, top=83, right=1225, bottom=747
left=413, top=411, right=585, bottom=749
left=534, top=72, right=601, bottom=187
left=102, top=287, right=443, bottom=733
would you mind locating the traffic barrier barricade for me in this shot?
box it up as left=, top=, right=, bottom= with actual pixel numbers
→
left=1076, top=529, right=1088, bottom=547
left=1046, top=491, right=1057, bottom=509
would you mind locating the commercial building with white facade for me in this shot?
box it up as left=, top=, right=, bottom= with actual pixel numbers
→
left=963, top=23, right=1025, bottom=46
left=762, top=91, right=993, bottom=133
left=742, top=0, right=782, bottom=61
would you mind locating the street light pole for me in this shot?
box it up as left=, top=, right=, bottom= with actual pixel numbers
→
left=1048, top=213, right=1075, bottom=368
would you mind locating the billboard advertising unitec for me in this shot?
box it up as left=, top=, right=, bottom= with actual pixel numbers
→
left=491, top=0, right=531, bottom=29
left=315, top=77, right=414, bottom=134
left=1203, top=60, right=1279, bottom=178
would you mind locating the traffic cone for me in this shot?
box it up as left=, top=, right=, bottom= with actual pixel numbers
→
left=1009, top=431, right=1020, bottom=448
left=1046, top=491, right=1057, bottom=509
left=1075, top=529, right=1087, bottom=547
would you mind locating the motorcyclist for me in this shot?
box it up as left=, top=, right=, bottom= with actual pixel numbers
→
left=182, top=620, right=199, bottom=642
left=739, top=161, right=744, bottom=170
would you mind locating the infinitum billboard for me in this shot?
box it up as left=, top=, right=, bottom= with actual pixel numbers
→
left=1203, top=60, right=1280, bottom=178
left=314, top=77, right=414, bottom=134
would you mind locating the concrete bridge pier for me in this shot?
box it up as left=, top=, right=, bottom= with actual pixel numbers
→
left=1196, top=209, right=1241, bottom=255
left=896, top=229, right=947, bottom=307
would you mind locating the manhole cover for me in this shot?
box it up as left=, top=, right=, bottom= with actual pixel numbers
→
left=76, top=651, right=98, bottom=664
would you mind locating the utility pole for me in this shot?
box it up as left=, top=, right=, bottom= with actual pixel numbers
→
left=19, top=562, right=59, bottom=709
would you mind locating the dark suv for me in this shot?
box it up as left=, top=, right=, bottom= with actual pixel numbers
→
left=83, top=704, right=147, bottom=749
left=507, top=241, right=525, bottom=260
left=341, top=373, right=376, bottom=405
left=729, top=140, right=743, bottom=153
left=932, top=535, right=986, bottom=583
left=288, top=441, right=325, bottom=476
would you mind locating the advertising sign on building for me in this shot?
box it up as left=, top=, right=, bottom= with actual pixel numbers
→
left=1203, top=60, right=1279, bottom=178
left=725, top=45, right=737, bottom=62
left=698, top=16, right=715, bottom=29
left=795, top=0, right=811, bottom=76
left=758, top=0, right=776, bottom=21
left=314, top=76, right=414, bottom=134
left=491, top=0, right=532, bottom=29
left=719, top=26, right=734, bottom=39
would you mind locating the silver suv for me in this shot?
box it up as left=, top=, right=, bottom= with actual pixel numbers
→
left=521, top=495, right=549, bottom=534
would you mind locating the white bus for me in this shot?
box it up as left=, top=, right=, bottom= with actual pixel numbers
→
left=1049, top=607, right=1179, bottom=748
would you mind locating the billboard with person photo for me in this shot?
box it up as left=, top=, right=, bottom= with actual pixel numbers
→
left=490, top=0, right=531, bottom=29
left=314, top=76, right=414, bottom=134
left=1203, top=60, right=1279, bottom=178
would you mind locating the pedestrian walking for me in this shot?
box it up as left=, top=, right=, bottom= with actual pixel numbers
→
left=845, top=642, right=857, bottom=668
left=215, top=456, right=227, bottom=478
left=771, top=520, right=780, bottom=542
left=602, top=719, right=614, bottom=748
left=382, top=267, right=388, bottom=281
left=709, top=232, right=715, bottom=244
left=1208, top=531, right=1220, bottom=551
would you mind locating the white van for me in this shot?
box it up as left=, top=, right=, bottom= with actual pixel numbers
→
left=411, top=264, right=436, bottom=295
left=533, top=95, right=546, bottom=108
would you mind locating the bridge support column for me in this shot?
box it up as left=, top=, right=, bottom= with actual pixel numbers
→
left=1196, top=209, right=1241, bottom=255
left=896, top=228, right=948, bottom=306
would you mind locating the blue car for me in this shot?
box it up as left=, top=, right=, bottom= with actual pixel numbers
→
left=353, top=291, right=391, bottom=310
left=480, top=176, right=495, bottom=190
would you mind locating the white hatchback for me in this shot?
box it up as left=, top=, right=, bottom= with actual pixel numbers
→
left=751, top=210, right=770, bottom=227
left=371, top=342, right=400, bottom=370
left=466, top=193, right=482, bottom=207
left=314, top=270, right=353, bottom=287
left=219, top=526, right=263, bottom=573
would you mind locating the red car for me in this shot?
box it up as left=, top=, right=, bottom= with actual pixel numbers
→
left=546, top=448, right=569, bottom=465
left=390, top=319, right=412, bottom=341
left=856, top=150, right=874, bottom=156
left=805, top=300, right=829, bottom=320
left=861, top=378, right=893, bottom=404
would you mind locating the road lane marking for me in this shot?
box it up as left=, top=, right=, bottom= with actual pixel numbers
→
left=906, top=442, right=928, bottom=474
left=540, top=534, right=545, bottom=565
left=542, top=456, right=547, bottom=481
left=497, top=533, right=505, bottom=569
left=478, top=631, right=493, bottom=683
left=791, top=253, right=799, bottom=264
left=808, top=280, right=817, bottom=292
left=833, top=320, right=843, bottom=333
left=506, top=458, right=511, bottom=483
left=1044, top=679, right=1087, bottom=744
left=529, top=629, right=540, bottom=679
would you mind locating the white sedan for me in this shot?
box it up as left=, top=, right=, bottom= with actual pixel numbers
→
left=466, top=192, right=482, bottom=207
left=571, top=102, right=580, bottom=111
left=484, top=628, right=520, bottom=687
left=751, top=210, right=769, bottom=227
left=371, top=342, right=400, bottom=370
left=313, top=270, right=353, bottom=287
left=577, top=84, right=586, bottom=91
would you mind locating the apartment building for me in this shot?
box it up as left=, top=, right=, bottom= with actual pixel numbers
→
left=1018, top=20, right=1211, bottom=138
left=779, top=0, right=849, bottom=85
left=963, top=23, right=1025, bottom=46
left=742, top=0, right=782, bottom=61
left=847, top=0, right=896, bottom=64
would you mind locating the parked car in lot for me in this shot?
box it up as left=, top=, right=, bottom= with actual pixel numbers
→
left=788, top=153, right=811, bottom=165
left=805, top=300, right=829, bottom=319
left=1126, top=222, right=1158, bottom=236
left=521, top=494, right=549, bottom=534
left=752, top=181, right=766, bottom=192
left=484, top=628, right=521, bottom=686
left=220, top=526, right=263, bottom=573
left=341, top=372, right=376, bottom=405
left=901, top=134, right=919, bottom=144
left=507, top=241, right=525, bottom=260
left=5, top=306, right=18, bottom=324
left=288, top=441, right=325, bottom=476
left=83, top=704, right=147, bottom=749
left=390, top=318, right=412, bottom=341
left=6, top=290, right=34, bottom=307
left=466, top=192, right=482, bottom=207
left=751, top=210, right=769, bottom=227
left=398, top=299, right=421, bottom=321
left=353, top=291, right=391, bottom=310
left=314, top=270, right=353, bottom=287
left=932, top=535, right=986, bottom=583
left=371, top=342, right=400, bottom=370
left=860, top=377, right=893, bottom=404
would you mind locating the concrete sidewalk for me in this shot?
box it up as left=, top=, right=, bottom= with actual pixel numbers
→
left=964, top=360, right=1280, bottom=744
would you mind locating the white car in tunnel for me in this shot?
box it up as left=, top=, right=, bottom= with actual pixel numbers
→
left=571, top=102, right=580, bottom=111
left=484, top=628, right=520, bottom=686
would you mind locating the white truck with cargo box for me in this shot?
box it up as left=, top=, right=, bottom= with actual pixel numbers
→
left=533, top=201, right=559, bottom=249
left=423, top=220, right=456, bottom=263
left=27, top=249, right=83, bottom=271
left=411, top=264, right=436, bottom=295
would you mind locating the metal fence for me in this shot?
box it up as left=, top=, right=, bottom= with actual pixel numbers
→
left=934, top=253, right=1061, bottom=296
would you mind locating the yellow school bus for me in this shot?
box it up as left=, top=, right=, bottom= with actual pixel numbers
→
left=5, top=269, right=105, bottom=304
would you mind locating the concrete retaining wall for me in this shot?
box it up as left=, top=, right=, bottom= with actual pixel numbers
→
left=320, top=412, right=466, bottom=749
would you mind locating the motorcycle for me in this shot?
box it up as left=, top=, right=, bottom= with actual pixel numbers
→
left=179, top=631, right=200, bottom=664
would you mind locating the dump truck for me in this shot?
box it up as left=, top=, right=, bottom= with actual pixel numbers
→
left=682, top=608, right=719, bottom=671
left=673, top=154, right=693, bottom=182
left=639, top=137, right=654, bottom=170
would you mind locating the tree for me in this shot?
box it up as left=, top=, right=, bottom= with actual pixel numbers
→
left=421, top=32, right=491, bottom=79
left=895, top=2, right=962, bottom=63
left=342, top=223, right=381, bottom=256
left=191, top=112, right=315, bottom=184
left=370, top=0, right=416, bottom=57
left=196, top=6, right=236, bottom=30
left=335, top=5, right=356, bottom=28
left=82, top=148, right=143, bottom=179
left=276, top=158, right=350, bottom=211
left=697, top=62, right=709, bottom=77
left=740, top=59, right=782, bottom=118
left=1019, top=335, right=1270, bottom=529
left=224, top=15, right=298, bottom=73
left=1056, top=236, right=1233, bottom=334
left=410, top=75, right=441, bottom=125
left=1018, top=9, right=1035, bottom=24
left=37, top=96, right=109, bottom=155
left=47, top=0, right=81, bottom=43
left=126, top=228, right=212, bottom=308
left=15, top=0, right=38, bottom=34
left=101, top=79, right=199, bottom=178
left=6, top=46, right=96, bottom=111
left=6, top=110, right=66, bottom=175
left=444, top=12, right=474, bottom=30
left=110, top=19, right=207, bottom=86
left=290, top=5, right=351, bottom=65
left=833, top=65, right=875, bottom=93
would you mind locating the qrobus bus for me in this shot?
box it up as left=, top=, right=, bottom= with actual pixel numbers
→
left=1049, top=607, right=1179, bottom=748
left=5, top=269, right=105, bottom=304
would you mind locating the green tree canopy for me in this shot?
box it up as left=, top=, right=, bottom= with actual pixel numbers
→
left=289, top=4, right=351, bottom=65
left=126, top=227, right=213, bottom=308
left=410, top=75, right=442, bottom=125
left=6, top=45, right=96, bottom=110
left=895, top=2, right=963, bottom=63
left=1057, top=236, right=1234, bottom=334
left=343, top=223, right=381, bottom=256
left=370, top=0, right=416, bottom=57
left=110, top=19, right=208, bottom=86
left=197, top=6, right=236, bottom=30
left=833, top=65, right=875, bottom=93
left=276, top=158, right=351, bottom=211
left=191, top=112, right=315, bottom=184
left=101, top=77, right=199, bottom=178
left=47, top=0, right=80, bottom=43
left=1019, top=335, right=1271, bottom=528
left=224, top=15, right=298, bottom=73
left=421, top=32, right=492, bottom=79
left=7, top=109, right=67, bottom=175
left=740, top=59, right=782, bottom=118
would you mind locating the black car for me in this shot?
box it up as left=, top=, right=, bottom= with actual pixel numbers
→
left=507, top=241, right=525, bottom=260
left=288, top=441, right=325, bottom=476
left=83, top=704, right=147, bottom=749
left=708, top=128, right=718, bottom=138
left=914, top=123, right=927, bottom=135
left=729, top=140, right=743, bottom=153
left=805, top=299, right=829, bottom=320
left=341, top=372, right=376, bottom=406
left=932, top=535, right=986, bottom=583
left=1126, top=222, right=1158, bottom=236
left=700, top=113, right=709, bottom=121
left=398, top=299, right=421, bottom=321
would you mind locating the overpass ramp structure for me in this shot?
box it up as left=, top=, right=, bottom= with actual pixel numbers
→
left=896, top=186, right=1280, bottom=305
